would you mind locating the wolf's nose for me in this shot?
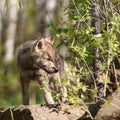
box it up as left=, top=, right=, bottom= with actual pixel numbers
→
left=54, top=67, right=59, bottom=73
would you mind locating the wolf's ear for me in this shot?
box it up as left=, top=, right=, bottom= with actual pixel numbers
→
left=34, top=38, right=44, bottom=50
left=45, top=36, right=55, bottom=45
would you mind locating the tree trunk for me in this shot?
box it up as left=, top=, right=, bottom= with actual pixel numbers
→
left=0, top=0, right=6, bottom=58
left=0, top=0, right=5, bottom=42
left=35, top=0, right=57, bottom=37
left=91, top=2, right=103, bottom=101
left=4, top=0, right=18, bottom=63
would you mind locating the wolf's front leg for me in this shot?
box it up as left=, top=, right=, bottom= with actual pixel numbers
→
left=20, top=76, right=30, bottom=105
left=61, top=86, right=67, bottom=103
left=43, top=88, right=55, bottom=104
left=37, top=76, right=55, bottom=104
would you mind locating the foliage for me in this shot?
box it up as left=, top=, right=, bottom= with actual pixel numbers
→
left=55, top=0, right=120, bottom=106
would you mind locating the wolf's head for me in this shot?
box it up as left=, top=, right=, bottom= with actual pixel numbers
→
left=31, top=37, right=58, bottom=74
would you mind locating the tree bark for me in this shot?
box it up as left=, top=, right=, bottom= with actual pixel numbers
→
left=0, top=0, right=5, bottom=42
left=4, top=0, right=18, bottom=63
left=91, top=2, right=103, bottom=101
left=35, top=0, right=57, bottom=37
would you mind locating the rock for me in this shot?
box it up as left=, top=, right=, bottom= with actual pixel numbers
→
left=95, top=88, right=120, bottom=120
left=0, top=104, right=85, bottom=120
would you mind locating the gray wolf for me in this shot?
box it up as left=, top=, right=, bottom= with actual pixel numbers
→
left=17, top=37, right=75, bottom=105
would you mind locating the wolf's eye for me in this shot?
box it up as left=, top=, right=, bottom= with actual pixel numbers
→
left=43, top=53, right=52, bottom=61
left=43, top=56, right=48, bottom=60
left=46, top=57, right=51, bottom=61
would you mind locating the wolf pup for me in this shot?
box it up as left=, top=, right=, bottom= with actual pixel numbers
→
left=17, top=37, right=73, bottom=105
